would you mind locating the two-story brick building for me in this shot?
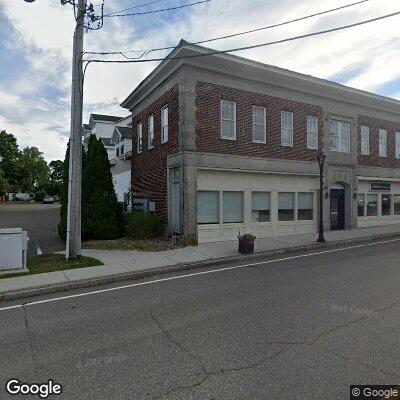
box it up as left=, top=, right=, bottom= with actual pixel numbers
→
left=121, top=40, right=400, bottom=243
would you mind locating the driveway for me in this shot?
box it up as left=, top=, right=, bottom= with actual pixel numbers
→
left=0, top=202, right=64, bottom=256
left=1, top=240, right=400, bottom=399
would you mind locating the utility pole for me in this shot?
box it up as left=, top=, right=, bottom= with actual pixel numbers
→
left=66, top=0, right=85, bottom=260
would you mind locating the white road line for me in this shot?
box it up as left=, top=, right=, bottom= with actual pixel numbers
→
left=0, top=237, right=399, bottom=312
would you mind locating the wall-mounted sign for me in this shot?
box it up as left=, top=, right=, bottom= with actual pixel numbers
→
left=370, top=182, right=391, bottom=191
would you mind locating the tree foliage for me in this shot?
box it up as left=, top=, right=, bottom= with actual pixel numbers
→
left=58, top=136, right=122, bottom=241
left=0, top=130, right=19, bottom=188
left=0, top=168, right=10, bottom=194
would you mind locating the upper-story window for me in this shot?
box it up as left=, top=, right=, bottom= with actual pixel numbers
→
left=306, top=116, right=318, bottom=149
left=161, top=106, right=169, bottom=143
left=137, top=123, right=143, bottom=154
left=330, top=120, right=350, bottom=153
left=379, top=129, right=387, bottom=157
left=361, top=125, right=370, bottom=155
left=221, top=100, right=236, bottom=140
left=148, top=114, right=154, bottom=149
left=281, top=111, right=293, bottom=147
left=396, top=132, right=400, bottom=159
left=252, top=106, right=266, bottom=143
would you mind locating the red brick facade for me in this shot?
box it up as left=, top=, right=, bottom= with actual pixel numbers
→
left=131, top=85, right=179, bottom=220
left=357, top=115, right=400, bottom=168
left=195, top=82, right=324, bottom=161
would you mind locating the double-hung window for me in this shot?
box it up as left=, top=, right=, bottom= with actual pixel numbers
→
left=221, top=100, right=236, bottom=140
left=396, top=132, right=400, bottom=159
left=298, top=193, right=314, bottom=220
left=361, top=125, right=370, bottom=155
left=251, top=192, right=270, bottom=222
left=330, top=120, right=350, bottom=153
left=252, top=106, right=266, bottom=143
left=281, top=111, right=293, bottom=147
left=137, top=123, right=143, bottom=154
left=379, top=129, right=387, bottom=157
left=278, top=192, right=295, bottom=221
left=306, top=116, right=318, bottom=149
left=148, top=115, right=154, bottom=149
left=161, top=106, right=169, bottom=143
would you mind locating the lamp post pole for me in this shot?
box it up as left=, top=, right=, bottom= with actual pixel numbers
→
left=317, top=152, right=326, bottom=243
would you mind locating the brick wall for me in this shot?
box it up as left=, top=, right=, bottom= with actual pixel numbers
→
left=357, top=115, right=400, bottom=168
left=195, top=82, right=324, bottom=161
left=131, top=85, right=179, bottom=220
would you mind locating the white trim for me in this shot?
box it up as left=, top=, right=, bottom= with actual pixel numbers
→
left=220, top=100, right=236, bottom=140
left=306, top=115, right=318, bottom=150
left=137, top=123, right=143, bottom=154
left=161, top=105, right=169, bottom=144
left=360, top=125, right=370, bottom=156
left=281, top=111, right=293, bottom=147
left=358, top=176, right=400, bottom=182
left=379, top=128, right=387, bottom=158
left=252, top=105, right=266, bottom=143
left=148, top=114, right=154, bottom=149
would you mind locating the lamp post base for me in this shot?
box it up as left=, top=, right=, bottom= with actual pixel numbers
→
left=317, top=235, right=326, bottom=243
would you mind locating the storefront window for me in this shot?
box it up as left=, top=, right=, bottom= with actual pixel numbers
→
left=251, top=192, right=270, bottom=222
left=394, top=195, right=400, bottom=215
left=278, top=192, right=295, bottom=221
left=381, top=194, right=391, bottom=216
left=198, top=191, right=219, bottom=224
left=357, top=194, right=365, bottom=217
left=367, top=194, right=378, bottom=216
left=297, top=193, right=313, bottom=220
left=223, top=192, right=243, bottom=223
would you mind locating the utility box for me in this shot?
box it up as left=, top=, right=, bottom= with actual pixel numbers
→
left=0, top=228, right=28, bottom=271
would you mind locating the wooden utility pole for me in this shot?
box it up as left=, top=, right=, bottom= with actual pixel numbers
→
left=66, top=0, right=85, bottom=260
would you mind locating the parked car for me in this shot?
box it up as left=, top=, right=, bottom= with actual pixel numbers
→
left=42, top=196, right=54, bottom=204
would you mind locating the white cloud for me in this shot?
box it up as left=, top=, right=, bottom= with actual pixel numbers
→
left=1, top=0, right=400, bottom=161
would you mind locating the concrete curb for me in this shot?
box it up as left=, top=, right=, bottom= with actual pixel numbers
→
left=1, top=232, right=400, bottom=302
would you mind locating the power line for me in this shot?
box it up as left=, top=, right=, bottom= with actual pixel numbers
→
left=83, top=10, right=400, bottom=63
left=103, top=0, right=166, bottom=17
left=85, top=0, right=370, bottom=55
left=101, top=0, right=210, bottom=18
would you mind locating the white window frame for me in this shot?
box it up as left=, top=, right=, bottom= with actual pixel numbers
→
left=306, top=115, right=318, bottom=150
left=161, top=105, right=169, bottom=144
left=379, top=129, right=387, bottom=158
left=148, top=114, right=154, bottom=149
left=220, top=100, right=236, bottom=140
left=330, top=119, right=351, bottom=153
left=252, top=106, right=266, bottom=143
left=281, top=111, right=293, bottom=147
left=137, top=123, right=143, bottom=154
left=361, top=125, right=370, bottom=156
left=396, top=132, right=400, bottom=159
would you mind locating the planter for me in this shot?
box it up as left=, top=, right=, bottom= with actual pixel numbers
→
left=238, top=236, right=255, bottom=254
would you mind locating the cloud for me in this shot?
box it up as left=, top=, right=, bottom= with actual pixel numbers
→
left=1, top=0, right=400, bottom=161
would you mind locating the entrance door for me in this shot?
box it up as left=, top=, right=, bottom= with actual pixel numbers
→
left=330, top=189, right=345, bottom=230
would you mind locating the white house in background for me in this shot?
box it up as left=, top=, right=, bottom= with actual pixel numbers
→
left=110, top=126, right=132, bottom=203
left=83, top=113, right=133, bottom=204
left=83, top=113, right=124, bottom=160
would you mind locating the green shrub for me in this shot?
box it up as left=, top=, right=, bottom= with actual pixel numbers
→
left=34, top=189, right=46, bottom=202
left=125, top=212, right=165, bottom=240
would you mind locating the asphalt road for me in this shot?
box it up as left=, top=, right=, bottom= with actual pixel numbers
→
left=0, top=203, right=64, bottom=256
left=1, top=239, right=400, bottom=399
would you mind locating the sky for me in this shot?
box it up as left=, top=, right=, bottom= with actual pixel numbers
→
left=0, top=0, right=399, bottom=161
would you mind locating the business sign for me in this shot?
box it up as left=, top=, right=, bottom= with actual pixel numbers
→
left=370, top=182, right=391, bottom=191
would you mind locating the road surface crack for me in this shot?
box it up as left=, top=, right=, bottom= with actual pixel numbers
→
left=22, top=304, right=38, bottom=370
left=150, top=312, right=290, bottom=399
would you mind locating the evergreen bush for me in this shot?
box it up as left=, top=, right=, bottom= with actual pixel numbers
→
left=125, top=212, right=165, bottom=240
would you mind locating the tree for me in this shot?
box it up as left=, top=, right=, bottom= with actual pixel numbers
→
left=0, top=130, right=20, bottom=188
left=81, top=135, right=123, bottom=240
left=0, top=168, right=10, bottom=194
left=58, top=143, right=70, bottom=240
left=15, top=147, right=50, bottom=194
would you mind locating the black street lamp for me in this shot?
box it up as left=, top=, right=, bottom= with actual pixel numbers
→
left=316, top=151, right=326, bottom=243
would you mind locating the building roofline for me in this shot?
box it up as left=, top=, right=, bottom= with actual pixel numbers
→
left=120, top=40, right=400, bottom=112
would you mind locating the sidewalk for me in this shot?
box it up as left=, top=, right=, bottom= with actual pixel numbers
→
left=1, top=224, right=400, bottom=301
